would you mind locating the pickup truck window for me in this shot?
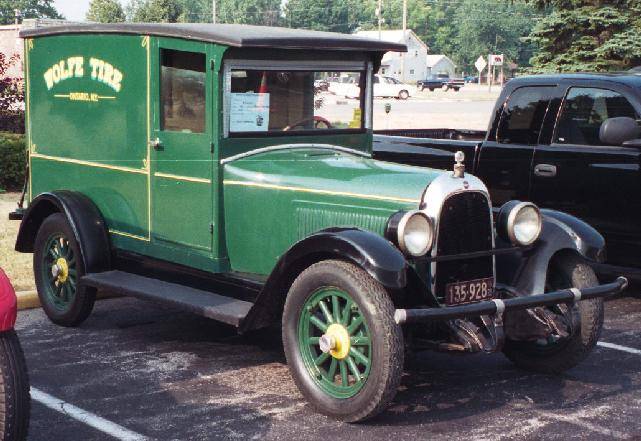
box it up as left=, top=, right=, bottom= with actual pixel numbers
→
left=496, top=86, right=555, bottom=145
left=160, top=49, right=206, bottom=133
left=555, top=87, right=639, bottom=146
left=227, top=69, right=364, bottom=135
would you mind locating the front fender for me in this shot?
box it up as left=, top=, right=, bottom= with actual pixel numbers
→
left=240, top=228, right=407, bottom=332
left=496, top=210, right=605, bottom=296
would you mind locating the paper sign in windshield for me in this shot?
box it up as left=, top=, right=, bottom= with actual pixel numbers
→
left=230, top=93, right=270, bottom=132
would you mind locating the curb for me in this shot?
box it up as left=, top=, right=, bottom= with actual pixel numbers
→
left=16, top=290, right=40, bottom=310
left=15, top=290, right=121, bottom=311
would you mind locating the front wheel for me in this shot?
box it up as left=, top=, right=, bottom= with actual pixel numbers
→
left=503, top=254, right=603, bottom=374
left=0, top=331, right=30, bottom=441
left=282, top=260, right=403, bottom=422
left=33, top=213, right=95, bottom=327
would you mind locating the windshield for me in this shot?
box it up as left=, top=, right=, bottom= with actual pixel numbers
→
left=227, top=69, right=365, bottom=135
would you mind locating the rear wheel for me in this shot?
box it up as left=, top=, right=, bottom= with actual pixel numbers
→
left=34, top=214, right=95, bottom=327
left=398, top=90, right=409, bottom=100
left=503, top=254, right=603, bottom=374
left=283, top=260, right=403, bottom=422
left=0, top=330, right=30, bottom=441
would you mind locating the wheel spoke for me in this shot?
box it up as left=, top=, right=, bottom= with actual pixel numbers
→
left=341, top=299, right=353, bottom=325
left=308, top=336, right=320, bottom=345
left=349, top=347, right=370, bottom=367
left=55, top=283, right=63, bottom=298
left=68, top=268, right=77, bottom=276
left=310, top=315, right=328, bottom=333
left=339, top=360, right=348, bottom=386
left=328, top=358, right=338, bottom=380
left=331, top=295, right=341, bottom=324
left=346, top=356, right=361, bottom=380
left=347, top=315, right=363, bottom=334
left=350, top=336, right=370, bottom=346
left=318, top=300, right=334, bottom=324
left=315, top=351, right=330, bottom=366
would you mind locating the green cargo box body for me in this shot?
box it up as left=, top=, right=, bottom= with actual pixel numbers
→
left=22, top=24, right=433, bottom=277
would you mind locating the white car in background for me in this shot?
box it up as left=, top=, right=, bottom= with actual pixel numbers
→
left=346, top=75, right=415, bottom=100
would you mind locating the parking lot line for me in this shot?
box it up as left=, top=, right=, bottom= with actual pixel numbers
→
left=30, top=387, right=148, bottom=441
left=597, top=341, right=641, bottom=355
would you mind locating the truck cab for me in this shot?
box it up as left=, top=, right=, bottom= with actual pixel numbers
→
left=12, top=24, right=626, bottom=422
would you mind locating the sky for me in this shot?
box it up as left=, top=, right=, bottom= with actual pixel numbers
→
left=53, top=0, right=106, bottom=22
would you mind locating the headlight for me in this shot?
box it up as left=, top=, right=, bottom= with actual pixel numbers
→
left=387, top=211, right=434, bottom=257
left=498, top=201, right=542, bottom=246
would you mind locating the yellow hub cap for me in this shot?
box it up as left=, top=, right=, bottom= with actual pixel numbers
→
left=54, top=257, right=69, bottom=283
left=324, top=323, right=351, bottom=360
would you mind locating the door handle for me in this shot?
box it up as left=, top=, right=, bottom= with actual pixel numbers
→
left=534, top=163, right=557, bottom=178
left=149, top=137, right=163, bottom=151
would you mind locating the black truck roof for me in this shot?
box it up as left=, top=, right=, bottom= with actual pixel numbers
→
left=511, top=73, right=641, bottom=88
left=19, top=23, right=408, bottom=53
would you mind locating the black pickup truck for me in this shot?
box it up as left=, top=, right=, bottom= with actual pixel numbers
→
left=417, top=74, right=465, bottom=92
left=374, top=73, right=641, bottom=273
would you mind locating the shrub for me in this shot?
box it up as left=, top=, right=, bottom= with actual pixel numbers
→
left=0, top=132, right=26, bottom=191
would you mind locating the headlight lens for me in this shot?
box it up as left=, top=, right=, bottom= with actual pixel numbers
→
left=499, top=201, right=542, bottom=246
left=396, top=211, right=434, bottom=257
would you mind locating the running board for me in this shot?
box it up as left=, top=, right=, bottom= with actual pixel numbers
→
left=80, top=270, right=252, bottom=327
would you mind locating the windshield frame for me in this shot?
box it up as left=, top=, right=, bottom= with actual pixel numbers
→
left=222, top=59, right=373, bottom=138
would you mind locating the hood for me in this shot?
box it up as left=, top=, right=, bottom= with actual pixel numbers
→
left=223, top=146, right=445, bottom=209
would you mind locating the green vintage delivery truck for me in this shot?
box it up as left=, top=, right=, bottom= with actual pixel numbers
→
left=11, top=23, right=627, bottom=421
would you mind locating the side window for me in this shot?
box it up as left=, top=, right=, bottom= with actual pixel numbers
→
left=160, top=49, right=206, bottom=133
left=496, top=86, right=555, bottom=145
left=554, top=87, right=639, bottom=146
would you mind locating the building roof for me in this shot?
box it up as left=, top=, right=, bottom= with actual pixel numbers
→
left=354, top=29, right=427, bottom=51
left=20, top=23, right=407, bottom=52
left=426, top=55, right=454, bottom=68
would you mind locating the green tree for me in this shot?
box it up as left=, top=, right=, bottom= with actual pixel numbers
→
left=218, top=0, right=281, bottom=26
left=126, top=0, right=181, bottom=23
left=86, top=0, right=126, bottom=23
left=284, top=0, right=367, bottom=33
left=454, top=0, right=537, bottom=73
left=525, top=0, right=641, bottom=72
left=0, top=0, right=61, bottom=24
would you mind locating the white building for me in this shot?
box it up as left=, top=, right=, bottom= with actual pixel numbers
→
left=426, top=55, right=457, bottom=78
left=355, top=29, right=428, bottom=84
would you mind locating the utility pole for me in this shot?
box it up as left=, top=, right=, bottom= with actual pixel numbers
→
left=376, top=0, right=383, bottom=40
left=401, top=0, right=407, bottom=82
left=212, top=0, right=217, bottom=24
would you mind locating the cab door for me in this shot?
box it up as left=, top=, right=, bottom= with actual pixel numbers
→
left=150, top=39, right=214, bottom=253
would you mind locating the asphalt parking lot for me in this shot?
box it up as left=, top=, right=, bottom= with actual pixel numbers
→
left=17, top=289, right=641, bottom=440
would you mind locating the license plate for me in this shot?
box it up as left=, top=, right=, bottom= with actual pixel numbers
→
left=445, top=277, right=494, bottom=306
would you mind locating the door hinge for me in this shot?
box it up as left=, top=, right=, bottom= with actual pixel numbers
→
left=211, top=59, right=216, bottom=70
left=209, top=223, right=214, bottom=234
left=211, top=142, right=215, bottom=154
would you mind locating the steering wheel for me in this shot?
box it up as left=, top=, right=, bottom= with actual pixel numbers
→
left=283, top=116, right=333, bottom=131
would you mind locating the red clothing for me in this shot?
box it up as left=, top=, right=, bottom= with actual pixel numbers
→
left=0, top=269, right=17, bottom=331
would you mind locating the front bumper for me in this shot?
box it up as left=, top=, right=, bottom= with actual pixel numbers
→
left=394, top=276, right=628, bottom=325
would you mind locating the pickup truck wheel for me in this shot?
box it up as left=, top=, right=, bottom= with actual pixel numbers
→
left=282, top=260, right=403, bottom=422
left=33, top=213, right=95, bottom=327
left=420, top=85, right=426, bottom=91
left=503, top=254, right=603, bottom=374
left=0, top=330, right=30, bottom=441
left=398, top=90, right=409, bottom=100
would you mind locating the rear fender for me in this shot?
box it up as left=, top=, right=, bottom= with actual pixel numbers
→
left=15, top=191, right=111, bottom=274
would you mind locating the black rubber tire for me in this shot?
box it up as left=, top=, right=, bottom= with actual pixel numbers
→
left=282, top=260, right=403, bottom=422
left=0, top=331, right=30, bottom=441
left=33, top=213, right=95, bottom=327
left=503, top=254, right=604, bottom=374
left=398, top=90, right=409, bottom=100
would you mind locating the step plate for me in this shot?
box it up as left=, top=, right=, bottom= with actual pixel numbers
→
left=81, top=270, right=252, bottom=327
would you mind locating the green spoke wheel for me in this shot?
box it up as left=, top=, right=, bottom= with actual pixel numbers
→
left=298, top=287, right=372, bottom=399
left=283, top=260, right=403, bottom=422
left=34, top=213, right=97, bottom=327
